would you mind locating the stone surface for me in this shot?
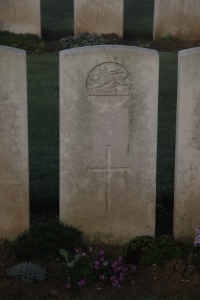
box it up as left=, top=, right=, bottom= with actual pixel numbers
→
left=154, top=0, right=200, bottom=41
left=174, top=47, right=200, bottom=239
left=60, top=45, right=159, bottom=244
left=0, top=46, right=29, bottom=239
left=0, top=0, right=41, bottom=36
left=74, top=0, right=123, bottom=37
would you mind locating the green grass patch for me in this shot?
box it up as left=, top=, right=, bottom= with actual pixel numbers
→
left=41, top=0, right=74, bottom=39
left=27, top=54, right=59, bottom=209
left=156, top=52, right=178, bottom=235
left=124, top=0, right=154, bottom=38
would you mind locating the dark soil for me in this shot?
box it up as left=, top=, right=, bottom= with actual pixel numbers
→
left=1, top=237, right=200, bottom=299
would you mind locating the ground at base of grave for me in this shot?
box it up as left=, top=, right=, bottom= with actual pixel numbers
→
left=1, top=239, right=200, bottom=299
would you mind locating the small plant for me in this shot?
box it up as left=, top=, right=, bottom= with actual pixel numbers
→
left=0, top=31, right=46, bottom=53
left=123, top=235, right=182, bottom=266
left=59, top=248, right=81, bottom=268
left=123, top=235, right=156, bottom=265
left=10, top=220, right=83, bottom=260
left=7, top=262, right=46, bottom=284
left=160, top=33, right=174, bottom=41
left=59, top=247, right=136, bottom=291
left=60, top=32, right=120, bottom=49
left=156, top=234, right=182, bottom=260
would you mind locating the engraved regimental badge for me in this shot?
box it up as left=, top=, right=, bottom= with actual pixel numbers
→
left=87, top=62, right=131, bottom=105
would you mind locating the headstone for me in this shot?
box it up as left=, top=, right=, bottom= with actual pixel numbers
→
left=153, top=0, right=200, bottom=41
left=60, top=45, right=159, bottom=244
left=74, top=0, right=124, bottom=37
left=0, top=46, right=29, bottom=239
left=174, top=47, right=200, bottom=239
left=0, top=0, right=41, bottom=36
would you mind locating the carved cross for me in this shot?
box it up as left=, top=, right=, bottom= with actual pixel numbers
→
left=88, top=145, right=129, bottom=212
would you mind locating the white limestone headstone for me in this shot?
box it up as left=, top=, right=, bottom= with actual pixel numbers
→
left=0, top=46, right=29, bottom=239
left=60, top=45, right=159, bottom=244
left=154, top=0, right=200, bottom=41
left=174, top=47, right=200, bottom=239
left=74, top=0, right=124, bottom=37
left=0, top=0, right=41, bottom=36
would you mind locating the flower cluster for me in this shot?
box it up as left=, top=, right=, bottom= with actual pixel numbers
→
left=63, top=246, right=136, bottom=290
left=194, top=228, right=200, bottom=247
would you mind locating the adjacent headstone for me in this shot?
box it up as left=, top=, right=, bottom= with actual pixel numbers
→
left=60, top=45, right=159, bottom=244
left=174, top=47, right=200, bottom=239
left=0, top=46, right=29, bottom=239
left=74, top=0, right=124, bottom=37
left=0, top=0, right=41, bottom=36
left=153, top=0, right=200, bottom=41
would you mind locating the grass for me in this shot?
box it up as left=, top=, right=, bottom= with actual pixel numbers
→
left=124, top=0, right=154, bottom=38
left=156, top=52, right=178, bottom=235
left=41, top=0, right=74, bottom=39
left=27, top=54, right=59, bottom=210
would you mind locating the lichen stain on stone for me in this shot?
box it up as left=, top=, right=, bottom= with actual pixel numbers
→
left=127, top=94, right=135, bottom=154
left=126, top=92, right=149, bottom=154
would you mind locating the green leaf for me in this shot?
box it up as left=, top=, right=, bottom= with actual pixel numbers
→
left=59, top=248, right=69, bottom=262
left=67, top=254, right=81, bottom=269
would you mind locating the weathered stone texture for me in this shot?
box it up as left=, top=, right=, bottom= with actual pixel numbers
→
left=154, top=0, right=200, bottom=40
left=0, top=0, right=41, bottom=36
left=0, top=46, right=29, bottom=239
left=174, top=47, right=200, bottom=239
left=60, top=45, right=159, bottom=244
left=74, top=0, right=123, bottom=37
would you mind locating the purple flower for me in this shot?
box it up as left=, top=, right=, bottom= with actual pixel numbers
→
left=65, top=283, right=71, bottom=289
left=94, top=260, right=100, bottom=269
left=99, top=274, right=105, bottom=281
left=129, top=264, right=137, bottom=271
left=81, top=252, right=86, bottom=257
left=196, top=228, right=200, bottom=234
left=110, top=275, right=116, bottom=281
left=112, top=261, right=118, bottom=268
left=78, top=279, right=86, bottom=287
left=99, top=250, right=104, bottom=256
left=194, top=228, right=200, bottom=246
left=103, top=261, right=109, bottom=267
left=112, top=279, right=119, bottom=287
left=119, top=272, right=124, bottom=282
left=75, top=248, right=81, bottom=254
left=88, top=246, right=93, bottom=252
